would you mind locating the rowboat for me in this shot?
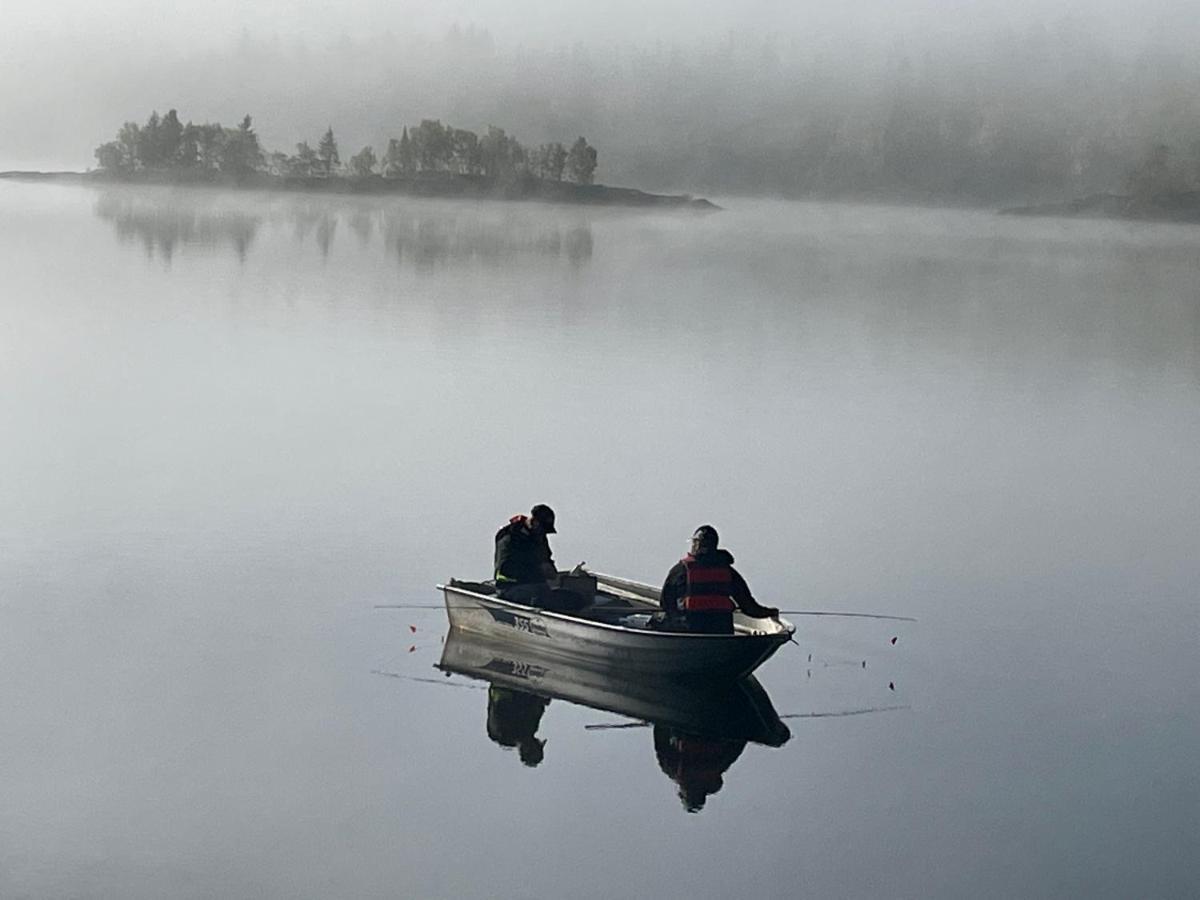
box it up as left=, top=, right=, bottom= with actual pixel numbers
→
left=437, top=627, right=791, bottom=746
left=436, top=570, right=794, bottom=683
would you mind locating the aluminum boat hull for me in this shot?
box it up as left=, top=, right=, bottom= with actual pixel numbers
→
left=437, top=571, right=793, bottom=683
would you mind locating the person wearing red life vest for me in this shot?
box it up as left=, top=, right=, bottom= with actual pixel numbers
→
left=658, top=525, right=779, bottom=634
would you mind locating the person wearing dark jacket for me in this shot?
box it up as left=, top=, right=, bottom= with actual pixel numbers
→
left=493, top=504, right=558, bottom=605
left=659, top=525, right=779, bottom=634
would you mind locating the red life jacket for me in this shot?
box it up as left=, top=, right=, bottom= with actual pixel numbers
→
left=681, top=555, right=735, bottom=612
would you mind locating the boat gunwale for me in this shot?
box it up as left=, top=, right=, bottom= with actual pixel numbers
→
left=437, top=581, right=794, bottom=643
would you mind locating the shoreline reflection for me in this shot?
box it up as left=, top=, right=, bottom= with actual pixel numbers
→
left=438, top=628, right=790, bottom=812
left=93, top=190, right=260, bottom=262
left=91, top=186, right=593, bottom=268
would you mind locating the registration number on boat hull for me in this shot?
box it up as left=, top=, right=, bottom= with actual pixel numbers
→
left=486, top=607, right=550, bottom=638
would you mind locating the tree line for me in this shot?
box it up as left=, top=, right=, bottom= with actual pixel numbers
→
left=53, top=19, right=1200, bottom=203
left=94, top=111, right=265, bottom=176
left=94, top=111, right=599, bottom=184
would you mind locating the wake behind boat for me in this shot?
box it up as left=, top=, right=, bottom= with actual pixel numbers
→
left=437, top=570, right=794, bottom=682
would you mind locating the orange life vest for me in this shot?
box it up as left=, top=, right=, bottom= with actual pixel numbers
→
left=681, top=555, right=735, bottom=612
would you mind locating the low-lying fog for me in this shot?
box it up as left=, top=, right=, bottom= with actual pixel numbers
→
left=4, top=0, right=1200, bottom=205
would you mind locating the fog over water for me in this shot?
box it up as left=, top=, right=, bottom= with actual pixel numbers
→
left=5, top=0, right=1200, bottom=205
left=1, top=180, right=1197, bottom=898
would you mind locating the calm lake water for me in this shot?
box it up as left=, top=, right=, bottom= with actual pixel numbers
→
left=1, top=180, right=1197, bottom=899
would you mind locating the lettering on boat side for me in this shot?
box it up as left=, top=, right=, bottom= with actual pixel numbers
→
left=483, top=658, right=549, bottom=681
left=485, top=607, right=550, bottom=637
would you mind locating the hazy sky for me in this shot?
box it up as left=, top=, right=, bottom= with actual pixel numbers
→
left=3, top=0, right=1197, bottom=171
left=3, top=0, right=1191, bottom=50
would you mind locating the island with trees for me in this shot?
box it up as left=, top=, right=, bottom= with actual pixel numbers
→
left=80, top=110, right=717, bottom=210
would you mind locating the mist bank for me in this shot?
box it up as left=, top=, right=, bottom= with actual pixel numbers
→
left=0, top=169, right=718, bottom=210
left=1000, top=144, right=1200, bottom=222
left=6, top=19, right=1200, bottom=204
left=1002, top=191, right=1200, bottom=223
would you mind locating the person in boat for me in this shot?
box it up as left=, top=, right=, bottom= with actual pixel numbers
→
left=658, top=525, right=779, bottom=634
left=493, top=504, right=583, bottom=611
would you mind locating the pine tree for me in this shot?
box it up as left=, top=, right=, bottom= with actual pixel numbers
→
left=398, top=127, right=414, bottom=174
left=318, top=126, right=340, bottom=176
left=566, top=137, right=597, bottom=184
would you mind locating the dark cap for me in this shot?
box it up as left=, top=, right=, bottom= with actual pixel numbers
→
left=531, top=504, right=557, bottom=533
left=692, top=525, right=719, bottom=549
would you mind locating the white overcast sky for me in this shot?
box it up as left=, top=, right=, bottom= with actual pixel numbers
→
left=3, top=0, right=1190, bottom=50
left=3, top=0, right=1196, bottom=170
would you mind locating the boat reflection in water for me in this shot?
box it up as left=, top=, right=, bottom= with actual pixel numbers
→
left=439, top=628, right=790, bottom=811
left=486, top=686, right=550, bottom=767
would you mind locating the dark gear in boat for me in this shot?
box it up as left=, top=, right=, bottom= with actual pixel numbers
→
left=495, top=581, right=588, bottom=613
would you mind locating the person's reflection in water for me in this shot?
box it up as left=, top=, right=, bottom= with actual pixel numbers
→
left=486, top=687, right=551, bottom=767
left=654, top=726, right=746, bottom=812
